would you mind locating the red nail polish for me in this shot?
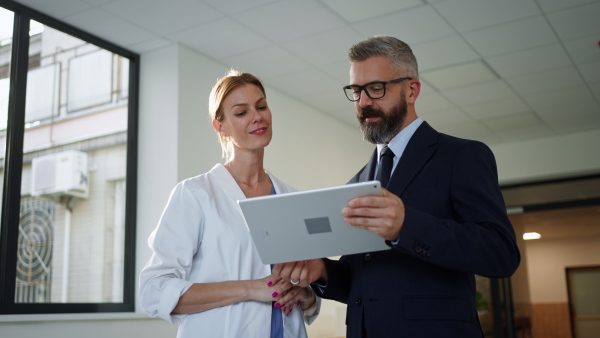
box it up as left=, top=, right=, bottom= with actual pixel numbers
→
left=274, top=302, right=280, bottom=308
left=296, top=301, right=300, bottom=306
left=267, top=281, right=273, bottom=286
left=272, top=292, right=278, bottom=297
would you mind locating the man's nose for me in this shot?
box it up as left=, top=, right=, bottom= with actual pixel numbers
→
left=358, top=89, right=373, bottom=107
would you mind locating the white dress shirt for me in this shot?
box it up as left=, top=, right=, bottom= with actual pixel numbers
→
left=139, top=163, right=320, bottom=338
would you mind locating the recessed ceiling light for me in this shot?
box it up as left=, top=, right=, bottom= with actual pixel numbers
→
left=523, top=232, right=541, bottom=240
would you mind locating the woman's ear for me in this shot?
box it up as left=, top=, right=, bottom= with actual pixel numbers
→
left=212, top=119, right=226, bottom=136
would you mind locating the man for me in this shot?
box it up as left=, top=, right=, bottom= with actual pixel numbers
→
left=273, top=36, right=520, bottom=337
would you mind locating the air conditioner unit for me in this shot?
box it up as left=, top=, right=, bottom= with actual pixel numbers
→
left=31, top=150, right=89, bottom=199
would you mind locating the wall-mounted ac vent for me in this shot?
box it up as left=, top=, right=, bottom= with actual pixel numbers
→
left=31, top=150, right=89, bottom=199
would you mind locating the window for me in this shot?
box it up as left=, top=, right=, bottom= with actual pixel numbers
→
left=0, top=2, right=138, bottom=314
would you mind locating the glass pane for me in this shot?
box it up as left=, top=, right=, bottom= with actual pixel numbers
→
left=16, top=21, right=129, bottom=303
left=0, top=7, right=14, bottom=233
left=573, top=269, right=600, bottom=316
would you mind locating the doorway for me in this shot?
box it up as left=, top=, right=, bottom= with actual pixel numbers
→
left=566, top=266, right=600, bottom=338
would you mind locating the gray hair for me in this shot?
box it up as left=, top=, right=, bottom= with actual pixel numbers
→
left=348, top=36, right=419, bottom=79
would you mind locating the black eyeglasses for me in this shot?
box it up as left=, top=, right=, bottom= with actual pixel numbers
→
left=343, top=77, right=412, bottom=102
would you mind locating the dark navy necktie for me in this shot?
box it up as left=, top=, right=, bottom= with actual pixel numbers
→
left=376, top=146, right=395, bottom=188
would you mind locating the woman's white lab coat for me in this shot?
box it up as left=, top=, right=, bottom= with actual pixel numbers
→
left=139, top=163, right=320, bottom=338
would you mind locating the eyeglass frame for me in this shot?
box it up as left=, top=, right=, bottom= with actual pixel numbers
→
left=343, top=77, right=413, bottom=102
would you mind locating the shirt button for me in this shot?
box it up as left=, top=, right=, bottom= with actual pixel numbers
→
left=356, top=298, right=362, bottom=306
left=363, top=253, right=371, bottom=262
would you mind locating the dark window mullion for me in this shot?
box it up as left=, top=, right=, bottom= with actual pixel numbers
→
left=0, top=11, right=30, bottom=310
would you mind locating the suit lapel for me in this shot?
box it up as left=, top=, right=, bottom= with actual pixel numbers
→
left=357, top=149, right=378, bottom=183
left=389, top=121, right=438, bottom=196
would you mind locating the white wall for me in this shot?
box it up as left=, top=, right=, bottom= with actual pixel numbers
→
left=525, top=235, right=600, bottom=303
left=491, top=129, right=600, bottom=185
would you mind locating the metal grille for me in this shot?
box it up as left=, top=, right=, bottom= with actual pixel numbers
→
left=16, top=197, right=55, bottom=303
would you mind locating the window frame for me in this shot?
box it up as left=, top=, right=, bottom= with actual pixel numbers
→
left=0, top=0, right=139, bottom=314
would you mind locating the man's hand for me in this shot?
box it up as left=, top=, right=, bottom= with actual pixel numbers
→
left=341, top=188, right=406, bottom=241
left=271, top=259, right=326, bottom=288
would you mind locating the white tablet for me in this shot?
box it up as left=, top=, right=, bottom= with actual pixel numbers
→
left=238, top=181, right=390, bottom=264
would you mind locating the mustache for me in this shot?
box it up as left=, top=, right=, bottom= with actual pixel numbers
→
left=359, top=107, right=384, bottom=120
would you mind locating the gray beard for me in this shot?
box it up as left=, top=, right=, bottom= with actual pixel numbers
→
left=358, top=97, right=407, bottom=144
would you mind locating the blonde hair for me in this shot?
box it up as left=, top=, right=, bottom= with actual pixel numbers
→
left=208, top=69, right=266, bottom=160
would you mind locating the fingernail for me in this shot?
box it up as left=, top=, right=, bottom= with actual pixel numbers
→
left=342, top=208, right=349, bottom=215
left=272, top=292, right=278, bottom=298
left=288, top=308, right=293, bottom=316
left=274, top=302, right=280, bottom=308
left=267, top=281, right=273, bottom=286
left=296, top=301, right=300, bottom=306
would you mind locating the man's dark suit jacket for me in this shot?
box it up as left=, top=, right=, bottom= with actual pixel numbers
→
left=313, top=122, right=520, bottom=338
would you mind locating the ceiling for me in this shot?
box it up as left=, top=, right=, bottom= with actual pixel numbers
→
left=7, top=0, right=600, bottom=147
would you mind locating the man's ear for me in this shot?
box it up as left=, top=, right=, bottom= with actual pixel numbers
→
left=407, top=79, right=421, bottom=104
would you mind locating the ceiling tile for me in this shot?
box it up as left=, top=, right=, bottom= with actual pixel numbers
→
left=486, top=43, right=572, bottom=78
left=15, top=0, right=93, bottom=18
left=82, top=0, right=112, bottom=5
left=233, top=0, right=345, bottom=43
left=494, top=124, right=555, bottom=142
left=418, top=79, right=436, bottom=95
left=536, top=0, right=599, bottom=13
left=321, top=0, right=424, bottom=23
left=128, top=38, right=173, bottom=54
left=481, top=112, right=542, bottom=131
left=523, top=84, right=596, bottom=112
left=563, top=35, right=600, bottom=65
left=433, top=0, right=540, bottom=33
left=505, top=66, right=585, bottom=95
left=281, top=28, right=362, bottom=67
left=577, top=60, right=600, bottom=84
left=352, top=5, right=454, bottom=46
left=221, top=45, right=311, bottom=80
left=167, top=17, right=272, bottom=60
left=544, top=102, right=600, bottom=133
left=590, top=81, right=600, bottom=101
left=421, top=61, right=497, bottom=90
left=463, top=97, right=531, bottom=120
left=463, top=16, right=558, bottom=57
left=412, top=35, right=479, bottom=71
left=429, top=116, right=501, bottom=144
left=308, top=88, right=358, bottom=127
left=266, top=68, right=341, bottom=98
left=319, top=60, right=352, bottom=84
left=101, top=0, right=222, bottom=35
left=442, top=79, right=517, bottom=106
left=421, top=107, right=473, bottom=127
left=547, top=2, right=600, bottom=40
left=202, top=0, right=280, bottom=16
left=62, top=8, right=154, bottom=46
left=416, top=91, right=455, bottom=114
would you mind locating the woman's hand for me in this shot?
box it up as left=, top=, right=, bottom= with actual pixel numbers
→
left=272, top=285, right=316, bottom=316
left=247, top=275, right=290, bottom=303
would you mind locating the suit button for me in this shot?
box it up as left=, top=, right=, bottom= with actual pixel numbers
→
left=363, top=253, right=371, bottom=262
left=356, top=298, right=362, bottom=306
left=415, top=246, right=423, bottom=254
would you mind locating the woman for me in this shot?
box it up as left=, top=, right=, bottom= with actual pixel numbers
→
left=139, top=70, right=319, bottom=337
